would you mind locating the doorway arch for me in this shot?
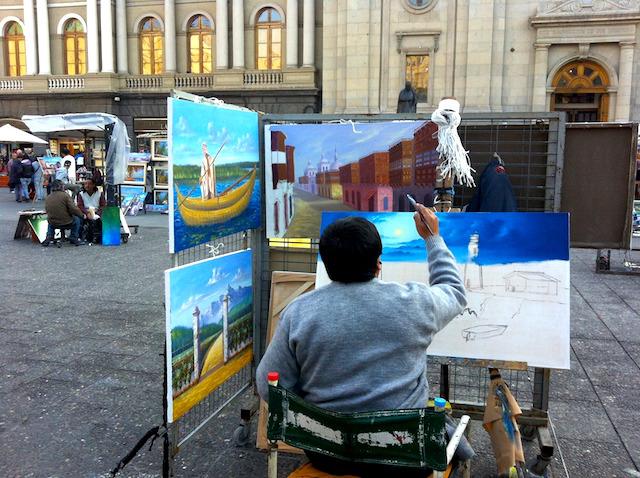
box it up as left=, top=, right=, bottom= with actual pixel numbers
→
left=551, top=60, right=609, bottom=122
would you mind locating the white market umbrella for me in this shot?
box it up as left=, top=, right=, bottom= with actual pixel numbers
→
left=0, top=124, right=47, bottom=144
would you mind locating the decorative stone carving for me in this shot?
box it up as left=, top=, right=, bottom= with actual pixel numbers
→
left=539, top=0, right=638, bottom=15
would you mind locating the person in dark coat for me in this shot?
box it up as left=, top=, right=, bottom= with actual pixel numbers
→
left=8, top=152, right=23, bottom=202
left=466, top=154, right=517, bottom=212
left=42, top=180, right=85, bottom=246
left=397, top=81, right=418, bottom=113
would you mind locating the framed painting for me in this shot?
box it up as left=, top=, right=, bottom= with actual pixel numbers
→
left=124, top=162, right=146, bottom=185
left=154, top=166, right=169, bottom=188
left=153, top=139, right=169, bottom=161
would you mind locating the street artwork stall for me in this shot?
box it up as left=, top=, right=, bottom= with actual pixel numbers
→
left=22, top=113, right=131, bottom=246
left=146, top=92, right=570, bottom=477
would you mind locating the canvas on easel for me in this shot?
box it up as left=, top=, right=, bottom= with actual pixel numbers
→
left=316, top=211, right=571, bottom=370
left=255, top=271, right=315, bottom=453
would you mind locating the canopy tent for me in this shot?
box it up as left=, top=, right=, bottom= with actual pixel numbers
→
left=22, top=113, right=130, bottom=187
left=0, top=124, right=48, bottom=144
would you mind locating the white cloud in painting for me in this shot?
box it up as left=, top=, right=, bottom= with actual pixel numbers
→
left=207, top=267, right=230, bottom=286
left=177, top=292, right=207, bottom=314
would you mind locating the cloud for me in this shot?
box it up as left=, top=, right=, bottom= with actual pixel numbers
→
left=207, top=267, right=230, bottom=286
left=232, top=266, right=251, bottom=283
left=177, top=292, right=208, bottom=314
left=175, top=116, right=195, bottom=137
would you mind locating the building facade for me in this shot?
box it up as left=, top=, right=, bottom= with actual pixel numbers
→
left=0, top=0, right=321, bottom=147
left=322, top=0, right=640, bottom=122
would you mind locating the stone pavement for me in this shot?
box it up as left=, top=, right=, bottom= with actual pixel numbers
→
left=1, top=190, right=639, bottom=477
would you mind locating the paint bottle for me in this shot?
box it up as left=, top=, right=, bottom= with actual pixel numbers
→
left=268, top=371, right=279, bottom=387
left=434, top=397, right=447, bottom=412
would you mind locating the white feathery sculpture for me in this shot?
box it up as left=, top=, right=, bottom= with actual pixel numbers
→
left=430, top=98, right=475, bottom=187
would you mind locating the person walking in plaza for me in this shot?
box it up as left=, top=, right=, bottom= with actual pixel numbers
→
left=31, top=157, right=45, bottom=201
left=42, top=180, right=84, bottom=247
left=20, top=153, right=34, bottom=201
left=8, top=151, right=23, bottom=201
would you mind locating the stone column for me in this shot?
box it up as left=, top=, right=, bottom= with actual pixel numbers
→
left=87, top=0, right=100, bottom=73
left=36, top=0, right=50, bottom=74
left=23, top=0, right=38, bottom=75
left=100, top=0, right=114, bottom=73
left=232, top=0, right=244, bottom=68
left=286, top=0, right=298, bottom=67
left=164, top=0, right=176, bottom=72
left=216, top=0, right=229, bottom=69
left=302, top=0, right=314, bottom=66
left=531, top=43, right=550, bottom=112
left=116, top=0, right=128, bottom=73
left=615, top=42, right=635, bottom=121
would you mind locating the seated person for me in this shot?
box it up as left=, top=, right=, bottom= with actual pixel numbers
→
left=256, top=206, right=469, bottom=477
left=42, top=180, right=85, bottom=247
left=56, top=160, right=81, bottom=200
left=77, top=178, right=106, bottom=244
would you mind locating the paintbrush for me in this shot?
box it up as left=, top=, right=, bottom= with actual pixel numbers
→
left=406, top=194, right=435, bottom=236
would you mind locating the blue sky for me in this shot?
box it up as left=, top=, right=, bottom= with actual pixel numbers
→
left=170, top=98, right=259, bottom=166
left=320, top=212, right=569, bottom=265
left=167, top=250, right=253, bottom=329
left=270, top=122, right=425, bottom=174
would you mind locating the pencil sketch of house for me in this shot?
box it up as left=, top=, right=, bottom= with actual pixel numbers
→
left=504, top=271, right=559, bottom=295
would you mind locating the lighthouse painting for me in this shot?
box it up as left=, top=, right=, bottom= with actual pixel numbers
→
left=165, top=249, right=254, bottom=422
left=316, top=212, right=571, bottom=370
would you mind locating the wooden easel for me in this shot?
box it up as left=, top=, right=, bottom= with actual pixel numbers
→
left=255, top=271, right=315, bottom=453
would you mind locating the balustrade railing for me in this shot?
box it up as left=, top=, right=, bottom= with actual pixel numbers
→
left=48, top=77, right=85, bottom=89
left=0, top=79, right=23, bottom=90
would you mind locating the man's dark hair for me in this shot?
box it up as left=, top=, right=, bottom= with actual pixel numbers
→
left=61, top=148, right=70, bottom=156
left=51, top=180, right=64, bottom=191
left=319, top=216, right=382, bottom=283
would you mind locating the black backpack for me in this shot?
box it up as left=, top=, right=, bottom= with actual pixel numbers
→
left=21, top=161, right=33, bottom=178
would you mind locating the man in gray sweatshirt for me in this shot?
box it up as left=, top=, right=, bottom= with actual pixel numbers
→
left=256, top=204, right=467, bottom=475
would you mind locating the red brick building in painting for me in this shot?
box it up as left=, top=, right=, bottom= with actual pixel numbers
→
left=342, top=152, right=393, bottom=212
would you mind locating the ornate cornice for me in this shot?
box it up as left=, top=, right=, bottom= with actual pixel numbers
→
left=538, top=0, right=639, bottom=15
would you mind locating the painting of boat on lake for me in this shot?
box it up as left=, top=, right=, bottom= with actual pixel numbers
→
left=168, top=98, right=261, bottom=253
left=165, top=249, right=254, bottom=422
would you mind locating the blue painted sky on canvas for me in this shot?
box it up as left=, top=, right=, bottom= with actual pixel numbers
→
left=167, top=250, right=253, bottom=329
left=320, top=212, right=569, bottom=265
left=270, top=122, right=426, bottom=173
left=170, top=98, right=259, bottom=166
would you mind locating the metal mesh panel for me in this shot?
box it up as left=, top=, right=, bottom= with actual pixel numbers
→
left=175, top=362, right=252, bottom=446
left=169, top=230, right=255, bottom=450
left=257, top=113, right=559, bottom=416
left=427, top=358, right=535, bottom=410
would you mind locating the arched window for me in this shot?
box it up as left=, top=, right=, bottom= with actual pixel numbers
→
left=4, top=22, right=25, bottom=77
left=187, top=15, right=213, bottom=74
left=255, top=7, right=282, bottom=70
left=140, top=17, right=163, bottom=75
left=64, top=19, right=86, bottom=75
left=551, top=60, right=610, bottom=122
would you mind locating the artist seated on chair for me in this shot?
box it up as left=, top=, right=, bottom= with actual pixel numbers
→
left=257, top=206, right=472, bottom=477
left=42, top=180, right=85, bottom=247
left=77, top=178, right=106, bottom=244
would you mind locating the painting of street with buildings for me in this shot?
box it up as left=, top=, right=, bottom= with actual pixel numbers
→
left=316, top=212, right=571, bottom=369
left=168, top=98, right=261, bottom=253
left=264, top=121, right=440, bottom=238
left=165, top=249, right=253, bottom=422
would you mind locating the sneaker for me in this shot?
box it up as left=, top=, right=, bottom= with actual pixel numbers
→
left=42, top=238, right=51, bottom=247
left=69, top=238, right=84, bottom=246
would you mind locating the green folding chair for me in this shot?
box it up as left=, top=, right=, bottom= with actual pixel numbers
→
left=266, top=375, right=470, bottom=478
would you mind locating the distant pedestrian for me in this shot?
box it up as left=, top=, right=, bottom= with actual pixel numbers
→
left=61, top=148, right=76, bottom=184
left=9, top=152, right=23, bottom=202
left=20, top=154, right=34, bottom=201
left=32, top=158, right=45, bottom=201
